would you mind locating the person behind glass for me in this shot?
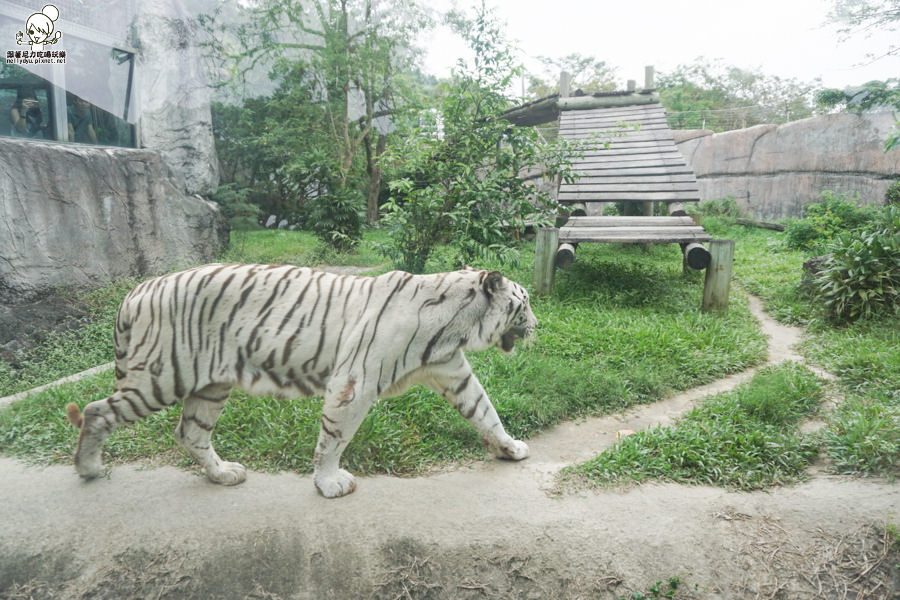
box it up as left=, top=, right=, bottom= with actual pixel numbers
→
left=67, top=93, right=98, bottom=144
left=9, top=87, right=48, bottom=138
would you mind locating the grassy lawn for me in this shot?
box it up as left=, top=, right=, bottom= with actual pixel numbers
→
left=565, top=217, right=900, bottom=488
left=1, top=220, right=897, bottom=483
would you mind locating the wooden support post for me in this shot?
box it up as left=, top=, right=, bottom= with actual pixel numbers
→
left=534, top=227, right=559, bottom=296
left=644, top=65, right=655, bottom=90
left=702, top=240, right=735, bottom=312
left=560, top=71, right=572, bottom=98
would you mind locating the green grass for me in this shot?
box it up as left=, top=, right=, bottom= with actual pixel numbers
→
left=702, top=216, right=814, bottom=324
left=708, top=217, right=900, bottom=479
left=0, top=235, right=767, bottom=476
left=565, top=363, right=824, bottom=491
left=220, top=228, right=387, bottom=269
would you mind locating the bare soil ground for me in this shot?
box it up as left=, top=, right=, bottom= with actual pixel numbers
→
left=0, top=294, right=89, bottom=366
left=1, top=295, right=898, bottom=599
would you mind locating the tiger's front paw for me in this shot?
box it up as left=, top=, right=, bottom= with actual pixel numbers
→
left=206, top=461, right=247, bottom=486
left=315, top=468, right=357, bottom=498
left=496, top=439, right=529, bottom=461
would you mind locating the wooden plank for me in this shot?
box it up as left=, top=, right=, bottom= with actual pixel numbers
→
left=559, top=118, right=670, bottom=131
left=575, top=148, right=683, bottom=162
left=564, top=130, right=675, bottom=146
left=563, top=182, right=700, bottom=193
left=584, top=140, right=687, bottom=154
left=560, top=113, right=668, bottom=126
left=562, top=121, right=672, bottom=132
left=560, top=104, right=665, bottom=120
left=569, top=156, right=689, bottom=169
left=558, top=191, right=701, bottom=202
left=565, top=174, right=698, bottom=185
left=562, top=216, right=697, bottom=227
left=559, top=228, right=713, bottom=244
left=569, top=165, right=697, bottom=177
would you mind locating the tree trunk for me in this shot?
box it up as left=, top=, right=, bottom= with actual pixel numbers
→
left=365, top=131, right=387, bottom=223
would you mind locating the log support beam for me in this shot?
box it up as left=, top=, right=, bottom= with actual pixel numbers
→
left=702, top=240, right=735, bottom=312
left=534, top=227, right=559, bottom=296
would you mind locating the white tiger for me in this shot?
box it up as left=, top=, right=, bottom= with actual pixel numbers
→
left=65, top=264, right=536, bottom=498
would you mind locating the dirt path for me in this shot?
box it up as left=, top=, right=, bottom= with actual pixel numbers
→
left=1, top=295, right=898, bottom=599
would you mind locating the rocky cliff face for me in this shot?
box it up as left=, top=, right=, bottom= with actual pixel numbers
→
left=674, top=112, right=900, bottom=219
left=0, top=137, right=228, bottom=302
left=133, top=0, right=220, bottom=196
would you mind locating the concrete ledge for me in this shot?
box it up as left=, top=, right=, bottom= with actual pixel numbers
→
left=0, top=362, right=114, bottom=411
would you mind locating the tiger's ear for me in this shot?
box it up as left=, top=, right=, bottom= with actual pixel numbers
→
left=483, top=270, right=505, bottom=295
left=460, top=264, right=476, bottom=272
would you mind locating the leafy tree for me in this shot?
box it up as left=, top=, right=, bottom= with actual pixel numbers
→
left=200, top=0, right=430, bottom=247
left=817, top=78, right=900, bottom=150
left=826, top=1, right=900, bottom=150
left=657, top=59, right=819, bottom=131
left=526, top=53, right=619, bottom=98
left=379, top=2, right=591, bottom=272
left=828, top=0, right=900, bottom=61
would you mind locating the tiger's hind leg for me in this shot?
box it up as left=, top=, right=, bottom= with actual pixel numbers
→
left=69, top=387, right=159, bottom=479
left=174, top=385, right=245, bottom=486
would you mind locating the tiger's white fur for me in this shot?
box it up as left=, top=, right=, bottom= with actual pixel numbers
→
left=66, top=264, right=536, bottom=498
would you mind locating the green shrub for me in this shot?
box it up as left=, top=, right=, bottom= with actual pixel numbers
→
left=696, top=196, right=744, bottom=218
left=886, top=181, right=900, bottom=206
left=211, top=183, right=263, bottom=231
left=304, top=187, right=362, bottom=252
left=812, top=205, right=900, bottom=323
left=784, top=190, right=873, bottom=252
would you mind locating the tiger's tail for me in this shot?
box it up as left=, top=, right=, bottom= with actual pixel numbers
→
left=65, top=402, right=83, bottom=429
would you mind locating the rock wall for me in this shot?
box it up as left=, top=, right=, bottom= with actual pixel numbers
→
left=133, top=0, right=220, bottom=196
left=674, top=112, right=900, bottom=220
left=0, top=137, right=228, bottom=302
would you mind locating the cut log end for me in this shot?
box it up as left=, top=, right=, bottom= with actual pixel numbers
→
left=556, top=243, right=576, bottom=269
left=683, top=242, right=711, bottom=270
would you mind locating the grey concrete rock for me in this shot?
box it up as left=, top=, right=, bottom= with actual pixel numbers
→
left=0, top=137, right=228, bottom=302
left=676, top=112, right=900, bottom=219
left=132, top=0, right=220, bottom=196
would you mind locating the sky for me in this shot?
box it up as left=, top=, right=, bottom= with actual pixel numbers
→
left=420, top=0, right=900, bottom=92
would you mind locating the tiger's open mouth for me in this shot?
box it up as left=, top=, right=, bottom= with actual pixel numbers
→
left=499, top=326, right=529, bottom=353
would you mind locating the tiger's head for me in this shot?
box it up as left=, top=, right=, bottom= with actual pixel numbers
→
left=475, top=269, right=537, bottom=354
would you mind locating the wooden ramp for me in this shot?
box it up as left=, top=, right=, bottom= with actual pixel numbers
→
left=559, top=103, right=700, bottom=208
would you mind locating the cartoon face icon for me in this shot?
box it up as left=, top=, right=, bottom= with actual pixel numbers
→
left=17, top=5, right=62, bottom=51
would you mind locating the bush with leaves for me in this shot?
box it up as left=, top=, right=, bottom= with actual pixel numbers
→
left=211, top=183, right=263, bottom=231
left=886, top=180, right=900, bottom=205
left=817, top=78, right=900, bottom=151
left=784, top=190, right=874, bottom=252
left=304, top=186, right=363, bottom=253
left=813, top=205, right=900, bottom=323
left=379, top=3, right=590, bottom=272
